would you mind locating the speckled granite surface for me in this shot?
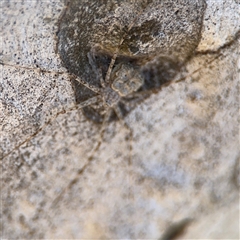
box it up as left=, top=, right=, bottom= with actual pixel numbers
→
left=1, top=0, right=239, bottom=239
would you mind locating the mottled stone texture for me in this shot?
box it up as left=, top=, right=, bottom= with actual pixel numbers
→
left=1, top=0, right=239, bottom=239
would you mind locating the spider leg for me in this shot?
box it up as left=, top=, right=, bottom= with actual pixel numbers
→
left=113, top=104, right=134, bottom=203
left=1, top=60, right=103, bottom=94
left=104, top=52, right=118, bottom=85
left=51, top=108, right=112, bottom=207
left=121, top=92, right=151, bottom=107
left=1, top=95, right=101, bottom=160
left=98, top=69, right=106, bottom=89
left=0, top=61, right=66, bottom=75
left=73, top=74, right=102, bottom=94
left=113, top=104, right=133, bottom=166
left=174, top=53, right=223, bottom=84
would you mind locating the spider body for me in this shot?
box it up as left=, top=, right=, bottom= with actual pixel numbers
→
left=1, top=0, right=207, bottom=211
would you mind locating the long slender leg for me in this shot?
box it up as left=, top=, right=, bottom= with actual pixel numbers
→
left=99, top=68, right=106, bottom=88
left=0, top=61, right=66, bottom=75
left=104, top=52, right=119, bottom=85
left=73, top=75, right=102, bottom=94
left=1, top=96, right=101, bottom=160
left=1, top=60, right=103, bottom=95
left=174, top=54, right=223, bottom=84
left=121, top=92, right=151, bottom=108
left=114, top=104, right=133, bottom=166
left=114, top=104, right=134, bottom=202
left=51, top=108, right=112, bottom=207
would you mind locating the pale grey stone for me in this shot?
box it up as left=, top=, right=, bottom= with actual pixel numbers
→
left=1, top=1, right=239, bottom=239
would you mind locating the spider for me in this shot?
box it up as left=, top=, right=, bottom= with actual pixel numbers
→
left=1, top=0, right=209, bottom=208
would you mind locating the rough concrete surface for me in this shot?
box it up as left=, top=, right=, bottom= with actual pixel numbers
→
left=0, top=0, right=239, bottom=239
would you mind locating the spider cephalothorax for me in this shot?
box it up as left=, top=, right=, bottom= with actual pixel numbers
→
left=96, top=61, right=145, bottom=108
left=111, top=63, right=144, bottom=97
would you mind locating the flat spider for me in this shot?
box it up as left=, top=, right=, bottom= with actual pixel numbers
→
left=1, top=0, right=207, bottom=207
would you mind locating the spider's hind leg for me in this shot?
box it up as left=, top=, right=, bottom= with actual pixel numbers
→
left=51, top=108, right=112, bottom=207
left=1, top=95, right=101, bottom=160
left=114, top=104, right=133, bottom=166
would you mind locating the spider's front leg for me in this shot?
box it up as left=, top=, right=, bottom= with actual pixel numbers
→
left=105, top=52, right=118, bottom=85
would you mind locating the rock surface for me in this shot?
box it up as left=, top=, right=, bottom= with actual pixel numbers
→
left=1, top=0, right=239, bottom=239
